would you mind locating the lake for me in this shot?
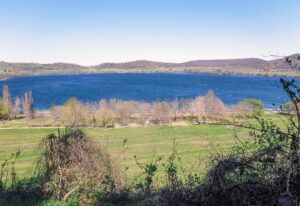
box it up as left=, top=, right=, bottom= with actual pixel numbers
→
left=0, top=73, right=296, bottom=110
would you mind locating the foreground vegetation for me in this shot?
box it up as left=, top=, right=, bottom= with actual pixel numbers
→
left=0, top=110, right=296, bottom=205
left=0, top=123, right=249, bottom=180
left=0, top=113, right=286, bottom=205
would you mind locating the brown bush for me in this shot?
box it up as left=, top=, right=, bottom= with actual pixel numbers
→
left=112, top=100, right=135, bottom=126
left=135, top=102, right=152, bottom=125
left=60, top=98, right=93, bottom=126
left=39, top=128, right=125, bottom=205
left=190, top=90, right=226, bottom=119
left=95, top=99, right=116, bottom=127
left=150, top=101, right=172, bottom=125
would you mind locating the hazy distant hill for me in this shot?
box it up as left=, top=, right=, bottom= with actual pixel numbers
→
left=0, top=62, right=85, bottom=74
left=94, top=60, right=177, bottom=69
left=258, top=54, right=300, bottom=70
left=42, top=63, right=85, bottom=70
left=94, top=56, right=297, bottom=70
left=94, top=58, right=267, bottom=69
left=0, top=54, right=299, bottom=77
left=178, top=58, right=267, bottom=68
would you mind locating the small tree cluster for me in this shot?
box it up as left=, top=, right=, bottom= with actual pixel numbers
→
left=189, top=90, right=226, bottom=118
left=23, top=91, right=34, bottom=119
left=95, top=99, right=116, bottom=127
left=2, top=85, right=11, bottom=114
left=235, top=98, right=264, bottom=117
left=50, top=91, right=262, bottom=127
left=0, top=85, right=34, bottom=119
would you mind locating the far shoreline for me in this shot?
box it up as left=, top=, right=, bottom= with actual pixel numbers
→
left=0, top=76, right=11, bottom=81
left=1, top=68, right=300, bottom=81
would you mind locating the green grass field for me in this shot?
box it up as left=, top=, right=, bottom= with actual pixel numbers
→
left=0, top=125, right=249, bottom=179
left=0, top=113, right=286, bottom=182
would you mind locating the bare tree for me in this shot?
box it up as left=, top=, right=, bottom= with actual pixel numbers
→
left=23, top=91, right=34, bottom=119
left=151, top=101, right=171, bottom=125
left=112, top=100, right=135, bottom=126
left=181, top=99, right=191, bottom=117
left=50, top=105, right=64, bottom=123
left=203, top=90, right=225, bottom=116
left=95, top=99, right=116, bottom=127
left=170, top=98, right=180, bottom=121
left=135, top=102, right=151, bottom=125
left=60, top=98, right=93, bottom=126
left=197, top=90, right=226, bottom=117
left=2, top=85, right=12, bottom=115
left=190, top=90, right=226, bottom=120
left=12, top=97, right=22, bottom=116
left=190, top=96, right=205, bottom=117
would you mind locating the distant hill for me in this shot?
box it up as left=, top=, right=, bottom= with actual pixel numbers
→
left=94, top=58, right=267, bottom=69
left=178, top=58, right=267, bottom=68
left=0, top=54, right=299, bottom=78
left=0, top=62, right=86, bottom=75
left=93, top=56, right=298, bottom=70
left=42, top=63, right=85, bottom=70
left=94, top=60, right=177, bottom=69
left=258, top=54, right=300, bottom=70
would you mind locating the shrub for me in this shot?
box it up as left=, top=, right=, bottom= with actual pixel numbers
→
left=236, top=98, right=264, bottom=117
left=59, top=98, right=93, bottom=126
left=0, top=151, right=43, bottom=206
left=190, top=90, right=226, bottom=119
left=0, top=98, right=10, bottom=120
left=35, top=198, right=79, bottom=206
left=150, top=101, right=172, bottom=125
left=95, top=100, right=116, bottom=127
left=38, top=128, right=125, bottom=205
left=280, top=101, right=296, bottom=114
left=133, top=155, right=162, bottom=195
left=162, top=139, right=181, bottom=190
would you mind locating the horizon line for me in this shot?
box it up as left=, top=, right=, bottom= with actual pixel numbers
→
left=1, top=54, right=292, bottom=67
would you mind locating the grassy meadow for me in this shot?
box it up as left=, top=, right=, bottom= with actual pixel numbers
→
left=1, top=113, right=287, bottom=182
left=0, top=112, right=292, bottom=205
left=0, top=124, right=252, bottom=181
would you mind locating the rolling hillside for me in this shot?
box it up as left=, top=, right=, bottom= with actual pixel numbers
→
left=0, top=54, right=299, bottom=77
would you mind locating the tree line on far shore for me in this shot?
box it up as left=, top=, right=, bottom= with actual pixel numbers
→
left=0, top=84, right=265, bottom=126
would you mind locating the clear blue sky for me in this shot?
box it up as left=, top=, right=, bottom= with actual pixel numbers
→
left=0, top=0, right=299, bottom=65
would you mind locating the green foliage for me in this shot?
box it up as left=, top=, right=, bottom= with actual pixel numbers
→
left=250, top=117, right=289, bottom=149
left=134, top=154, right=162, bottom=194
left=0, top=98, right=9, bottom=120
left=239, top=98, right=264, bottom=117
left=0, top=150, right=20, bottom=190
left=185, top=115, right=198, bottom=124
left=35, top=198, right=79, bottom=206
left=0, top=150, right=43, bottom=206
left=63, top=98, right=78, bottom=106
left=281, top=101, right=296, bottom=114
left=162, top=139, right=181, bottom=190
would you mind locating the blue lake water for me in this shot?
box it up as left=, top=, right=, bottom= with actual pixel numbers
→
left=0, top=73, right=297, bottom=110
